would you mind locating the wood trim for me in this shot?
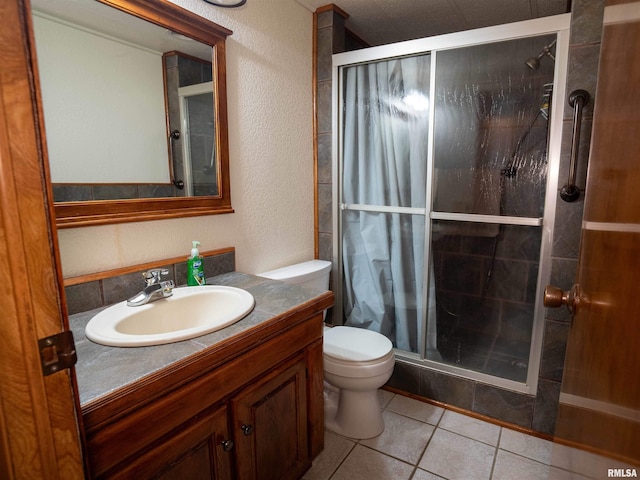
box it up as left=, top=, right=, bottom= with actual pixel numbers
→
left=99, top=0, right=232, bottom=40
left=64, top=246, right=235, bottom=286
left=306, top=337, right=324, bottom=459
left=39, top=0, right=234, bottom=228
left=55, top=203, right=235, bottom=228
left=315, top=3, right=349, bottom=19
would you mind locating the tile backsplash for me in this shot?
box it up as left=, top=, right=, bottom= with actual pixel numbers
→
left=64, top=250, right=235, bottom=315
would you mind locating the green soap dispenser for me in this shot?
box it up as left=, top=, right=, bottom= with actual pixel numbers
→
left=187, top=240, right=205, bottom=286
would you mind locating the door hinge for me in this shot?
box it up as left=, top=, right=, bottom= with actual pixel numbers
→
left=38, top=331, right=77, bottom=376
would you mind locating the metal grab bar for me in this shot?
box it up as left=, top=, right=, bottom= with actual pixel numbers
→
left=168, top=129, right=185, bottom=190
left=561, top=89, right=590, bottom=202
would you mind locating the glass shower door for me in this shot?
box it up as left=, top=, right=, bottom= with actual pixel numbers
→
left=429, top=35, right=556, bottom=383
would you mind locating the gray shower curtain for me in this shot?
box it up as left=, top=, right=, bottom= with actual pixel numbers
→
left=341, top=55, right=430, bottom=352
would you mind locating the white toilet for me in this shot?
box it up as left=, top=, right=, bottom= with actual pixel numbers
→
left=259, top=260, right=395, bottom=439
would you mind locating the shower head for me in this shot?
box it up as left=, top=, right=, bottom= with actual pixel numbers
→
left=525, top=40, right=557, bottom=70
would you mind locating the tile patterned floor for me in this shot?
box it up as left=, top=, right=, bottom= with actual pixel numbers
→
left=303, top=389, right=617, bottom=480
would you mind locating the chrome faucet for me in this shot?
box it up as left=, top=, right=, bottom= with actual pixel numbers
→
left=127, top=269, right=175, bottom=307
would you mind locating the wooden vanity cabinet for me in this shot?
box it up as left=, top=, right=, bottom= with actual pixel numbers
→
left=82, top=310, right=327, bottom=480
left=113, top=404, right=233, bottom=479
left=232, top=355, right=309, bottom=480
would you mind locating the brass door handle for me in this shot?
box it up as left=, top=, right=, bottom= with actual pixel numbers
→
left=544, top=284, right=584, bottom=315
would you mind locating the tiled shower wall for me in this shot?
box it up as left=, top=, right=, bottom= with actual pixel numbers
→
left=316, top=7, right=345, bottom=265
left=164, top=53, right=216, bottom=197
left=314, top=0, right=604, bottom=435
left=432, top=225, right=541, bottom=384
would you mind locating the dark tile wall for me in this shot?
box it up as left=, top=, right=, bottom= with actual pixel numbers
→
left=315, top=1, right=605, bottom=435
left=53, top=183, right=177, bottom=202
left=539, top=0, right=604, bottom=434
left=315, top=7, right=348, bottom=267
left=65, top=251, right=235, bottom=315
left=432, top=226, right=541, bottom=383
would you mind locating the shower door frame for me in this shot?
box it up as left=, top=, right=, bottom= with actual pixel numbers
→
left=178, top=81, right=215, bottom=196
left=332, top=14, right=571, bottom=395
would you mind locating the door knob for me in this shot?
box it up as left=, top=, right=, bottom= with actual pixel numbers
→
left=241, top=424, right=253, bottom=436
left=221, top=439, right=234, bottom=452
left=543, top=284, right=584, bottom=315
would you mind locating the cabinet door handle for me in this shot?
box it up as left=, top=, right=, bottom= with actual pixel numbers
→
left=241, top=424, right=254, bottom=436
left=221, top=439, right=234, bottom=451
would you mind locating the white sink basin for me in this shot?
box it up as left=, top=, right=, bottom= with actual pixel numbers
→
left=85, top=285, right=255, bottom=347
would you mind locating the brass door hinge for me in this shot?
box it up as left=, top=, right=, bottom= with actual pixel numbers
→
left=38, top=331, right=77, bottom=376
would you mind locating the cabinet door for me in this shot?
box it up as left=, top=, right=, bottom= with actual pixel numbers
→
left=232, top=355, right=309, bottom=480
left=108, top=404, right=233, bottom=480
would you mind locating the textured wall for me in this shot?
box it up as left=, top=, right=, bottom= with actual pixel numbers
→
left=57, top=0, right=315, bottom=278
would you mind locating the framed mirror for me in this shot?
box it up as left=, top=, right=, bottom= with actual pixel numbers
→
left=30, top=0, right=233, bottom=227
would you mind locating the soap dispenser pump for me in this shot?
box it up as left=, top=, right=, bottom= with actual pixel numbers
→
left=187, top=240, right=205, bottom=286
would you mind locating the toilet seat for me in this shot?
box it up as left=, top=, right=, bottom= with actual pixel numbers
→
left=324, top=350, right=394, bottom=378
left=324, top=326, right=393, bottom=362
left=323, top=326, right=394, bottom=378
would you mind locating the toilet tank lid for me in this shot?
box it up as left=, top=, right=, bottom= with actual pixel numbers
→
left=324, top=326, right=393, bottom=362
left=258, top=260, right=331, bottom=282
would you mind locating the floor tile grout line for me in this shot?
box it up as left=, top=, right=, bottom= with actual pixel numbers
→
left=358, top=442, right=417, bottom=465
left=498, top=428, right=555, bottom=466
left=408, top=401, right=446, bottom=478
left=436, top=424, right=500, bottom=448
left=496, top=446, right=553, bottom=468
left=488, top=426, right=503, bottom=479
left=383, top=408, right=446, bottom=430
left=327, top=390, right=553, bottom=479
left=417, top=412, right=441, bottom=458
left=326, top=437, right=357, bottom=480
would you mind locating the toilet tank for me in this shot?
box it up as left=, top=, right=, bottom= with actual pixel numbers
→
left=258, top=260, right=331, bottom=291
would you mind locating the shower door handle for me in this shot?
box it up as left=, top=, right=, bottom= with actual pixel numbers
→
left=544, top=284, right=586, bottom=319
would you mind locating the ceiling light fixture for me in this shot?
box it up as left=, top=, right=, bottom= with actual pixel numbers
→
left=203, top=0, right=246, bottom=7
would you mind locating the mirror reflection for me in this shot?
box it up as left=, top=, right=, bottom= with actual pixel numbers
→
left=32, top=0, right=218, bottom=202
left=164, top=53, right=218, bottom=197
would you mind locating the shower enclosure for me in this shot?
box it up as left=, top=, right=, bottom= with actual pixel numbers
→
left=333, top=16, right=570, bottom=393
left=179, top=82, right=218, bottom=197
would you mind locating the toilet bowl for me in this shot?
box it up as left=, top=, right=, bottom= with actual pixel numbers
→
left=259, top=260, right=395, bottom=439
left=323, top=325, right=394, bottom=438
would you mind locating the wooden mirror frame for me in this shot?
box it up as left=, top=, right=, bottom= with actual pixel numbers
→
left=40, top=0, right=234, bottom=228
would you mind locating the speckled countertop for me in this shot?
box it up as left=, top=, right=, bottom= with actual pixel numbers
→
left=69, top=272, right=331, bottom=408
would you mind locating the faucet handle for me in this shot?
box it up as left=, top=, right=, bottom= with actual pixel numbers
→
left=142, top=269, right=170, bottom=286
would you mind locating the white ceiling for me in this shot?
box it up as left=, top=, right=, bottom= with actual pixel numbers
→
left=31, top=0, right=212, bottom=60
left=298, top=0, right=570, bottom=46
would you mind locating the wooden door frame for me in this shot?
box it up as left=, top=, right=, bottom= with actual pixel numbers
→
left=0, top=0, right=85, bottom=477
